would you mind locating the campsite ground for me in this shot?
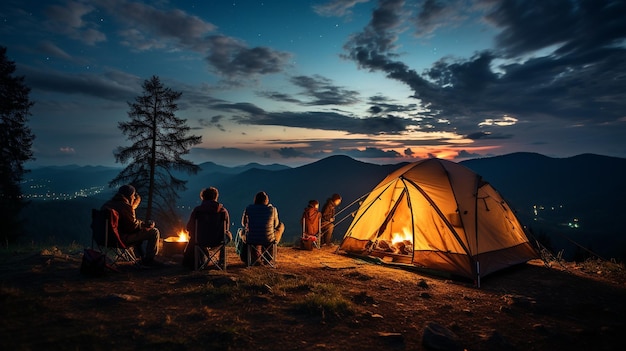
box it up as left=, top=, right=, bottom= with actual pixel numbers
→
left=1, top=244, right=625, bottom=351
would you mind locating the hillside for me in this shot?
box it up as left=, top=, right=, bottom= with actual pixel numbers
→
left=1, top=245, right=624, bottom=350
left=461, top=153, right=626, bottom=260
left=19, top=153, right=626, bottom=261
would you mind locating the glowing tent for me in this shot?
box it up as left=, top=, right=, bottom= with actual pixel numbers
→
left=338, top=158, right=538, bottom=284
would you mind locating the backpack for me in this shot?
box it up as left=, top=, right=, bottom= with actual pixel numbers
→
left=80, top=248, right=107, bottom=276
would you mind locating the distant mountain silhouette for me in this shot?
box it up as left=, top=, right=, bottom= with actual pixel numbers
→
left=461, top=152, right=626, bottom=260
left=20, top=153, right=626, bottom=261
left=179, top=155, right=402, bottom=241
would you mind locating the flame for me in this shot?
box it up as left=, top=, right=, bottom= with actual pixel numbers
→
left=391, top=227, right=412, bottom=245
left=177, top=230, right=189, bottom=242
left=164, top=230, right=189, bottom=242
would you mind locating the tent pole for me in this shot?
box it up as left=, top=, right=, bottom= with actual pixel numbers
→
left=476, top=261, right=481, bottom=288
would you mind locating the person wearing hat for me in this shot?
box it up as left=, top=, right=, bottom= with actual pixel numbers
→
left=321, top=193, right=342, bottom=247
left=102, top=184, right=162, bottom=266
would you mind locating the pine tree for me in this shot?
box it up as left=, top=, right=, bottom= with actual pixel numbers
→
left=110, top=76, right=201, bottom=231
left=0, top=47, right=35, bottom=244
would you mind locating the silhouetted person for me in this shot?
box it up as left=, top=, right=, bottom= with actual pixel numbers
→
left=101, top=184, right=162, bottom=266
left=321, top=193, right=342, bottom=246
left=301, top=199, right=321, bottom=248
left=242, top=191, right=284, bottom=263
left=183, top=187, right=231, bottom=268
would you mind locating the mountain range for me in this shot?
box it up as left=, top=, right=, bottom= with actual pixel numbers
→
left=20, top=152, right=626, bottom=261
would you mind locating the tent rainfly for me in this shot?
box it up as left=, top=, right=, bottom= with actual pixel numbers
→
left=338, top=158, right=538, bottom=284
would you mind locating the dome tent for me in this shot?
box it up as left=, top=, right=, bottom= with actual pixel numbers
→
left=338, top=158, right=538, bottom=285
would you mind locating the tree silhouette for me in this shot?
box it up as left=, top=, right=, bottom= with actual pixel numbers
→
left=110, top=76, right=201, bottom=232
left=0, top=47, right=35, bottom=244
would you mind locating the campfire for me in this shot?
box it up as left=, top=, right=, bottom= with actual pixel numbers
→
left=165, top=230, right=189, bottom=243
left=376, top=228, right=413, bottom=255
left=161, top=230, right=189, bottom=256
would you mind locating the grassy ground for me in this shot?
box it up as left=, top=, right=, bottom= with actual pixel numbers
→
left=1, top=244, right=625, bottom=350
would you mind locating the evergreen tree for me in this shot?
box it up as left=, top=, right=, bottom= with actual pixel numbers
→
left=0, top=47, right=35, bottom=244
left=110, top=76, right=201, bottom=232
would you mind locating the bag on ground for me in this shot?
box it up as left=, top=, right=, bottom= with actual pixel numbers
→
left=80, top=248, right=106, bottom=276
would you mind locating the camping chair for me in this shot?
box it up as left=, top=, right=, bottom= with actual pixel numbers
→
left=246, top=234, right=277, bottom=268
left=193, top=211, right=228, bottom=271
left=90, top=208, right=139, bottom=266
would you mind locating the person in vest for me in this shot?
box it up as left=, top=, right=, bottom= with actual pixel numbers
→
left=183, top=187, right=231, bottom=268
left=321, top=193, right=342, bottom=247
left=242, top=191, right=284, bottom=263
left=301, top=199, right=321, bottom=248
left=101, top=184, right=162, bottom=266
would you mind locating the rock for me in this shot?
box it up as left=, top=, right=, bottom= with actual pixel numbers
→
left=481, top=330, right=515, bottom=350
left=420, top=292, right=432, bottom=299
left=422, top=321, right=463, bottom=351
left=352, top=291, right=376, bottom=305
left=377, top=332, right=404, bottom=344
left=418, top=278, right=429, bottom=288
left=502, top=294, right=536, bottom=310
left=210, top=275, right=238, bottom=287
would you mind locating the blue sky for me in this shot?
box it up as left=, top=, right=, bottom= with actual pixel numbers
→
left=2, top=0, right=625, bottom=167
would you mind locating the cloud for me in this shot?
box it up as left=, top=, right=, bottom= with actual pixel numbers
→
left=95, top=0, right=215, bottom=51
left=340, top=0, right=626, bottom=136
left=59, top=146, right=76, bottom=154
left=198, top=115, right=227, bottom=132
left=44, top=1, right=106, bottom=45
left=94, top=0, right=290, bottom=81
left=413, top=0, right=468, bottom=38
left=20, top=65, right=141, bottom=101
left=38, top=41, right=73, bottom=61
left=465, top=131, right=512, bottom=140
left=223, top=104, right=415, bottom=135
left=341, top=147, right=402, bottom=158
left=276, top=147, right=308, bottom=158
left=478, top=115, right=518, bottom=127
left=205, top=35, right=292, bottom=82
left=367, top=94, right=419, bottom=115
left=454, top=149, right=481, bottom=159
left=256, top=91, right=303, bottom=104
left=259, top=75, right=361, bottom=106
left=313, top=0, right=370, bottom=17
left=276, top=144, right=401, bottom=160
left=289, top=75, right=360, bottom=106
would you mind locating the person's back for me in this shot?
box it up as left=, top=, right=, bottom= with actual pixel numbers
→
left=187, top=197, right=230, bottom=246
left=302, top=200, right=320, bottom=236
left=245, top=203, right=276, bottom=244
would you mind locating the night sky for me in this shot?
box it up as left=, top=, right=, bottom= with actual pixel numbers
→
left=2, top=0, right=625, bottom=167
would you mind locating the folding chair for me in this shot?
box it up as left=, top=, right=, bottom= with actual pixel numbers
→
left=302, top=215, right=321, bottom=249
left=246, top=236, right=277, bottom=268
left=194, top=211, right=228, bottom=271
left=91, top=208, right=139, bottom=266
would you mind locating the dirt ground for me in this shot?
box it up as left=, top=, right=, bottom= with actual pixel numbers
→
left=1, top=244, right=625, bottom=351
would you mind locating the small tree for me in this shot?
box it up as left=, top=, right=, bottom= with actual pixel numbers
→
left=110, top=76, right=201, bottom=232
left=0, top=46, right=35, bottom=244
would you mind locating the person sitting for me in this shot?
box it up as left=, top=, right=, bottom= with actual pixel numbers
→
left=101, top=184, right=162, bottom=266
left=183, top=187, right=231, bottom=269
left=242, top=191, right=284, bottom=264
left=301, top=199, right=321, bottom=249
